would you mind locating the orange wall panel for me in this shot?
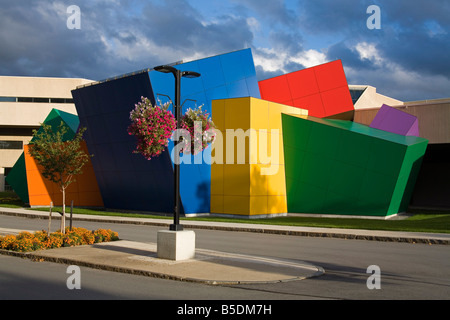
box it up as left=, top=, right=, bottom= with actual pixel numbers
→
left=24, top=143, right=104, bottom=207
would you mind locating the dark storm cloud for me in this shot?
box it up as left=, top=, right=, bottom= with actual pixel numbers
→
left=0, top=0, right=254, bottom=80
left=322, top=1, right=450, bottom=77
left=268, top=30, right=303, bottom=55
left=327, top=41, right=376, bottom=71
left=234, top=0, right=298, bottom=28
left=299, top=0, right=450, bottom=100
left=297, top=0, right=373, bottom=34
left=138, top=0, right=253, bottom=56
left=0, top=0, right=448, bottom=101
left=377, top=24, right=450, bottom=79
left=0, top=1, right=131, bottom=79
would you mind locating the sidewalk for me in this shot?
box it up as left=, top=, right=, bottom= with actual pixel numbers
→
left=2, top=207, right=450, bottom=244
left=1, top=207, right=449, bottom=285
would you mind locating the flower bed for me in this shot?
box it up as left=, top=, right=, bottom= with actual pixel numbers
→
left=0, top=228, right=119, bottom=252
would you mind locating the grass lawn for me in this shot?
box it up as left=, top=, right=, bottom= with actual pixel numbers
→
left=0, top=191, right=26, bottom=208
left=1, top=191, right=449, bottom=234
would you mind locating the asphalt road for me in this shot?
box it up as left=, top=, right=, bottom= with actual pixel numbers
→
left=1, top=214, right=449, bottom=301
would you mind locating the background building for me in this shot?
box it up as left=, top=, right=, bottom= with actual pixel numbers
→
left=354, top=98, right=450, bottom=209
left=349, top=85, right=403, bottom=110
left=0, top=76, right=93, bottom=191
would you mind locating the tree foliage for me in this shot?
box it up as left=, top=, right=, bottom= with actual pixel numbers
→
left=27, top=122, right=91, bottom=233
left=28, top=122, right=90, bottom=191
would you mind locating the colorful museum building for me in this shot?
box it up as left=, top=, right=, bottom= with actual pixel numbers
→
left=4, top=48, right=449, bottom=218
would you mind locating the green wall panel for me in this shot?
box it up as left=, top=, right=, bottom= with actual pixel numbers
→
left=282, top=114, right=428, bottom=217
left=4, top=153, right=29, bottom=204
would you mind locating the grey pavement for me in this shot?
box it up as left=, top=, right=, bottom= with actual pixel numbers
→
left=1, top=207, right=449, bottom=285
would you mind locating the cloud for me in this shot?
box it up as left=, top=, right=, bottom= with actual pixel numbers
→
left=297, top=0, right=373, bottom=35
left=329, top=40, right=450, bottom=101
left=0, top=0, right=448, bottom=101
left=231, top=0, right=297, bottom=28
left=0, top=0, right=254, bottom=80
left=302, top=0, right=450, bottom=100
left=253, top=46, right=327, bottom=80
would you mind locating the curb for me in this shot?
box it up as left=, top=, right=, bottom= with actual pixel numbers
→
left=0, top=245, right=325, bottom=285
left=1, top=209, right=449, bottom=245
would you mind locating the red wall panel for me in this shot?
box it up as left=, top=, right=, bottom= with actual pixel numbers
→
left=259, top=60, right=354, bottom=119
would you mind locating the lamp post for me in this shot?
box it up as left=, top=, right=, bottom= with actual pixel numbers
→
left=154, top=65, right=201, bottom=231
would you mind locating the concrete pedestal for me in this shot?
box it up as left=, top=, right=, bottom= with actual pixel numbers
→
left=157, top=230, right=195, bottom=261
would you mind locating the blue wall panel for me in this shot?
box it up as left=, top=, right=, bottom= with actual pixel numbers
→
left=72, top=71, right=176, bottom=213
left=72, top=48, right=260, bottom=214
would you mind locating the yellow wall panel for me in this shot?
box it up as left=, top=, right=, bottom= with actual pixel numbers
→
left=268, top=103, right=282, bottom=130
left=250, top=98, right=269, bottom=130
left=223, top=195, right=250, bottom=215
left=222, top=127, right=255, bottom=164
left=224, top=97, right=251, bottom=130
left=266, top=165, right=286, bottom=196
left=212, top=99, right=225, bottom=132
left=267, top=195, right=288, bottom=214
left=210, top=97, right=307, bottom=217
left=211, top=164, right=224, bottom=195
left=250, top=196, right=268, bottom=215
left=249, top=164, right=268, bottom=196
left=210, top=195, right=224, bottom=213
left=223, top=164, right=250, bottom=196
left=257, top=131, right=283, bottom=165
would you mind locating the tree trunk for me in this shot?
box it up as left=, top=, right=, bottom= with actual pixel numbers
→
left=61, top=187, right=66, bottom=234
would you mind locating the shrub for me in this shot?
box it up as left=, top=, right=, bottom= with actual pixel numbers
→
left=45, top=232, right=64, bottom=249
left=0, top=228, right=119, bottom=252
left=1, top=235, right=17, bottom=250
left=33, top=230, right=48, bottom=242
left=16, top=231, right=34, bottom=240
left=93, top=229, right=118, bottom=243
left=11, top=237, right=34, bottom=252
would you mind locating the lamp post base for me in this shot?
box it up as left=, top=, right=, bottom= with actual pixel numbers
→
left=169, top=224, right=184, bottom=231
left=157, top=229, right=195, bottom=261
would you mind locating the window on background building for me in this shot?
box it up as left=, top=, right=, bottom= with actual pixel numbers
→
left=17, top=97, right=33, bottom=102
left=33, top=97, right=50, bottom=103
left=0, top=140, right=23, bottom=150
left=50, top=98, right=65, bottom=103
left=0, top=97, right=17, bottom=102
left=5, top=97, right=74, bottom=103
left=350, top=88, right=366, bottom=105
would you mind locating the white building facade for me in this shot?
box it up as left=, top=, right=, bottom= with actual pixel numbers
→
left=0, top=76, right=92, bottom=191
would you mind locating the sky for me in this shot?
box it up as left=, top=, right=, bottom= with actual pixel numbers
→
left=0, top=0, right=449, bottom=102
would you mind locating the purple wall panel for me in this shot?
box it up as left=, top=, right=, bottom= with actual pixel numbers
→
left=370, top=104, right=419, bottom=136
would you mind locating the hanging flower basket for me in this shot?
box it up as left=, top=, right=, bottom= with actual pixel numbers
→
left=180, top=105, right=216, bottom=155
left=127, top=96, right=176, bottom=160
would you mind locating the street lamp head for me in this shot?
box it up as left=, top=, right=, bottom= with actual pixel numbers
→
left=154, top=65, right=201, bottom=79
left=154, top=65, right=177, bottom=74
left=181, top=71, right=201, bottom=78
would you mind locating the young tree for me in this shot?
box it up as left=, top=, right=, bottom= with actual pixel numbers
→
left=28, top=122, right=91, bottom=233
